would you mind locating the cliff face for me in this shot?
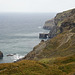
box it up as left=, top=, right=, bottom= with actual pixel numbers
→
left=43, top=18, right=55, bottom=30
left=54, top=8, right=75, bottom=27
left=24, top=8, right=75, bottom=60
left=0, top=51, right=3, bottom=59
left=43, top=9, right=75, bottom=38
left=48, top=8, right=75, bottom=38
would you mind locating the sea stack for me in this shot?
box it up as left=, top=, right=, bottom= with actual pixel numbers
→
left=0, top=51, right=3, bottom=59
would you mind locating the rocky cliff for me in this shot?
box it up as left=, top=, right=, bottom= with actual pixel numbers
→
left=24, top=8, right=75, bottom=60
left=49, top=8, right=75, bottom=38
left=54, top=8, right=75, bottom=27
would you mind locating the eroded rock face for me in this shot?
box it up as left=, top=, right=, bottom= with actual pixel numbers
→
left=43, top=18, right=55, bottom=30
left=0, top=51, right=3, bottom=59
left=48, top=25, right=59, bottom=38
left=48, top=8, right=75, bottom=38
left=54, top=8, right=75, bottom=27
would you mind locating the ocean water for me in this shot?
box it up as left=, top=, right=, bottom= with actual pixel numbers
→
left=0, top=13, right=56, bottom=63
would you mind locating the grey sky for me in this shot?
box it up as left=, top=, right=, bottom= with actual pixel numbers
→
left=0, top=0, right=75, bottom=13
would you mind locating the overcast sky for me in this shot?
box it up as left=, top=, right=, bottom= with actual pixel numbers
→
left=0, top=0, right=75, bottom=13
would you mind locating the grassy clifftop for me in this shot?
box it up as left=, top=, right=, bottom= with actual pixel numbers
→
left=0, top=8, right=75, bottom=75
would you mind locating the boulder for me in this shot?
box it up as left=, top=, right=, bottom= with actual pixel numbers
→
left=0, top=51, right=3, bottom=59
left=39, top=33, right=48, bottom=39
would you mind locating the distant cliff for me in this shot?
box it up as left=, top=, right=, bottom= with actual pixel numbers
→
left=43, top=18, right=55, bottom=30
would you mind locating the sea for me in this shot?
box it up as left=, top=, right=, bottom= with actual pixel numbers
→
left=0, top=13, right=56, bottom=63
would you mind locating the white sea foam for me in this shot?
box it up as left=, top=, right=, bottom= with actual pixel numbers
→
left=13, top=54, right=24, bottom=61
left=38, top=26, right=42, bottom=29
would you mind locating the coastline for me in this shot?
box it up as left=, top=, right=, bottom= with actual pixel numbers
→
left=22, top=8, right=75, bottom=60
left=0, top=8, right=75, bottom=75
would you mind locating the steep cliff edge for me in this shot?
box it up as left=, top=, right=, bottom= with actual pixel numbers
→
left=48, top=8, right=75, bottom=38
left=54, top=8, right=75, bottom=27
left=24, top=8, right=75, bottom=60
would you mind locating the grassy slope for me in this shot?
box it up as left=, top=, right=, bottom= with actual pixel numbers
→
left=38, top=29, right=75, bottom=58
left=0, top=54, right=75, bottom=75
left=24, top=28, right=75, bottom=60
left=0, top=60, right=64, bottom=75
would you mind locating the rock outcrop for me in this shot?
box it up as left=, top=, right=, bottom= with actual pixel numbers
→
left=48, top=8, right=75, bottom=38
left=54, top=8, right=75, bottom=27
left=39, top=33, right=48, bottom=39
left=0, top=51, right=3, bottom=59
left=48, top=25, right=59, bottom=38
left=43, top=18, right=55, bottom=30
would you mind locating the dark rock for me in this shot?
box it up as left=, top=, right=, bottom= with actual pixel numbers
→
left=71, top=8, right=75, bottom=14
left=41, top=40, right=44, bottom=42
left=39, top=33, right=48, bottom=39
left=7, top=53, right=16, bottom=56
left=0, top=51, right=3, bottom=59
left=48, top=26, right=59, bottom=38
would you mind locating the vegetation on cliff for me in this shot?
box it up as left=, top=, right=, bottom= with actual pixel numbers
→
left=24, top=27, right=75, bottom=60
left=54, top=8, right=75, bottom=27
left=0, top=8, right=75, bottom=75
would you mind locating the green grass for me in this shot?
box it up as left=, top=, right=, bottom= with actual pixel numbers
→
left=0, top=60, right=64, bottom=75
left=0, top=54, right=75, bottom=75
